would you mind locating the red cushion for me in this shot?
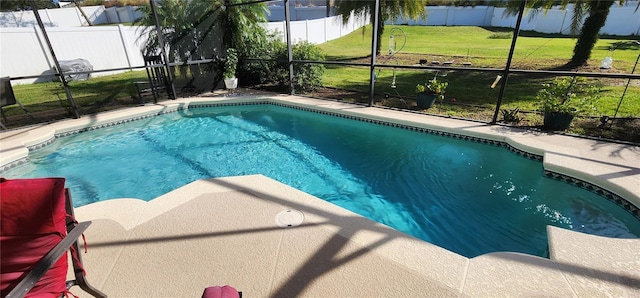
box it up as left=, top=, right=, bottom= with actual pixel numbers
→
left=1, top=178, right=69, bottom=297
left=1, top=178, right=67, bottom=235
left=202, top=285, right=240, bottom=298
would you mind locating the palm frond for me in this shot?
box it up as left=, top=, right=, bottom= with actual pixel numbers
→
left=570, top=2, right=588, bottom=35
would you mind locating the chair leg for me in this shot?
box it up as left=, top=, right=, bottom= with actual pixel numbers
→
left=1, top=107, right=7, bottom=125
left=65, top=189, right=107, bottom=298
left=71, top=240, right=107, bottom=298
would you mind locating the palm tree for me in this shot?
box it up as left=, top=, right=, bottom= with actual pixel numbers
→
left=333, top=0, right=428, bottom=55
left=135, top=0, right=267, bottom=62
left=222, top=0, right=269, bottom=50
left=135, top=0, right=221, bottom=62
left=505, top=0, right=637, bottom=68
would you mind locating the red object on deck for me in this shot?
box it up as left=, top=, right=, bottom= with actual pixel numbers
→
left=1, top=178, right=69, bottom=297
left=201, top=285, right=241, bottom=298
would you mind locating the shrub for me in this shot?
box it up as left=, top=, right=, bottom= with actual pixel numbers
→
left=236, top=31, right=324, bottom=93
left=500, top=107, right=521, bottom=124
left=290, top=41, right=325, bottom=93
left=224, top=48, right=238, bottom=79
left=236, top=27, right=281, bottom=86
left=536, top=77, right=601, bottom=116
left=272, top=41, right=325, bottom=92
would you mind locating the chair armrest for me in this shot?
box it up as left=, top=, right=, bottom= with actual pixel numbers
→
left=6, top=221, right=92, bottom=298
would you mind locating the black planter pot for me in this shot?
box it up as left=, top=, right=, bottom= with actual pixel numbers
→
left=416, top=92, right=437, bottom=109
left=543, top=111, right=574, bottom=131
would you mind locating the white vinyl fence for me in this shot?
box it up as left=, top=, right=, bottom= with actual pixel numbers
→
left=392, top=4, right=640, bottom=36
left=0, top=25, right=147, bottom=84
left=1, top=14, right=365, bottom=84
left=266, top=13, right=369, bottom=44
left=1, top=3, right=638, bottom=84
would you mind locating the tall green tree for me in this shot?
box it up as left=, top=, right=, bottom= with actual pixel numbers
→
left=135, top=0, right=267, bottom=62
left=333, top=0, right=428, bottom=55
left=134, top=0, right=268, bottom=89
left=506, top=0, right=636, bottom=68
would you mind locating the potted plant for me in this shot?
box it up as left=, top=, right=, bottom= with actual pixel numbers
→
left=536, top=77, right=600, bottom=131
left=223, top=48, right=238, bottom=89
left=416, top=74, right=448, bottom=109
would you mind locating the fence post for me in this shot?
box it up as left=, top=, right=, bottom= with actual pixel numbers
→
left=305, top=19, right=309, bottom=43
left=117, top=24, right=133, bottom=69
left=324, top=16, right=327, bottom=43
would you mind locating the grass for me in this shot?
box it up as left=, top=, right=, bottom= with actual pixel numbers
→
left=319, top=66, right=639, bottom=117
left=317, top=25, right=640, bottom=119
left=3, top=25, right=639, bottom=142
left=318, top=25, right=640, bottom=71
left=7, top=71, right=148, bottom=115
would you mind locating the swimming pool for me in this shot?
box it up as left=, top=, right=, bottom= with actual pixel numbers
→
left=3, top=102, right=639, bottom=258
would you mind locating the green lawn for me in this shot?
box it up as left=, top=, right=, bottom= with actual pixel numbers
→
left=4, top=25, right=639, bottom=137
left=317, top=25, right=640, bottom=117
left=319, top=25, right=640, bottom=70
left=7, top=71, right=148, bottom=115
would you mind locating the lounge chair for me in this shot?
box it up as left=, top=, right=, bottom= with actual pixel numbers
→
left=133, top=55, right=174, bottom=104
left=0, top=177, right=106, bottom=298
left=1, top=77, right=34, bottom=129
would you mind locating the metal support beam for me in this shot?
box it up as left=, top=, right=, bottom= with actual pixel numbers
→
left=368, top=0, right=381, bottom=107
left=31, top=0, right=79, bottom=118
left=149, top=0, right=177, bottom=102
left=491, top=0, right=526, bottom=124
left=610, top=45, right=640, bottom=128
left=284, top=0, right=295, bottom=94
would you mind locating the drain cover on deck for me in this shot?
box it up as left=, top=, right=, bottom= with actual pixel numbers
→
left=275, top=209, right=304, bottom=228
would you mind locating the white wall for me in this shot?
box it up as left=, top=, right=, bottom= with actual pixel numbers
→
left=0, top=25, right=147, bottom=84
left=391, top=4, right=639, bottom=36
left=393, top=6, right=498, bottom=26
left=4, top=3, right=638, bottom=35
left=1, top=14, right=363, bottom=84
left=266, top=13, right=368, bottom=44
left=490, top=4, right=640, bottom=35
left=1, top=3, right=637, bottom=84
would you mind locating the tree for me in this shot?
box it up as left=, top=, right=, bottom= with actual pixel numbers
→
left=135, top=0, right=267, bottom=63
left=333, top=0, right=428, bottom=55
left=1, top=0, right=57, bottom=11
left=505, top=0, right=636, bottom=68
left=135, top=0, right=269, bottom=88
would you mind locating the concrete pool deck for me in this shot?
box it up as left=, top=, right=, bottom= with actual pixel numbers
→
left=1, top=93, right=639, bottom=297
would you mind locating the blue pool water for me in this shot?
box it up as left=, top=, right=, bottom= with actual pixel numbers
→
left=4, top=104, right=639, bottom=258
